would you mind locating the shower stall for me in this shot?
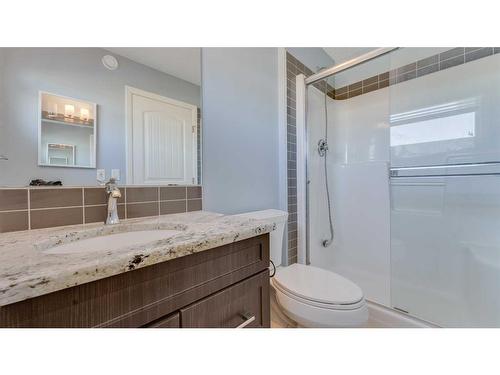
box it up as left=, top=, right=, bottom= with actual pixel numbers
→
left=295, top=47, right=500, bottom=327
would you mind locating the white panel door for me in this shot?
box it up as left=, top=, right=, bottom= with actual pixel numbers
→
left=128, top=89, right=197, bottom=185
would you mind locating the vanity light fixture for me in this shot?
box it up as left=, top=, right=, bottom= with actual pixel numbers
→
left=48, top=103, right=58, bottom=118
left=102, top=54, right=119, bottom=70
left=64, top=104, right=75, bottom=118
left=80, top=108, right=90, bottom=121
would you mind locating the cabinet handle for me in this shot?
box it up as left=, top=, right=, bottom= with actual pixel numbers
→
left=236, top=312, right=256, bottom=328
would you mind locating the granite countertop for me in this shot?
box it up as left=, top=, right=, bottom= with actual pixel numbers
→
left=0, top=211, right=276, bottom=307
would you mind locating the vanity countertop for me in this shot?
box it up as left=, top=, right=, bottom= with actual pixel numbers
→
left=0, top=211, right=276, bottom=307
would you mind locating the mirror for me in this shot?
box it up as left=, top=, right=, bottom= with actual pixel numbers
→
left=39, top=92, right=97, bottom=168
left=0, top=47, right=201, bottom=187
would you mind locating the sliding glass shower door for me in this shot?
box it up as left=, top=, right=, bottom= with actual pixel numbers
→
left=305, top=47, right=500, bottom=327
left=389, top=48, right=500, bottom=327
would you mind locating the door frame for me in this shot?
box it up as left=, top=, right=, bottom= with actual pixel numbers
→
left=125, top=86, right=198, bottom=185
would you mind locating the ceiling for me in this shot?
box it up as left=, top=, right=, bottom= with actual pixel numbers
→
left=105, top=48, right=201, bottom=86
left=323, top=48, right=377, bottom=65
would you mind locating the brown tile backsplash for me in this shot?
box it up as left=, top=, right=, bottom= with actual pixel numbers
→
left=84, top=204, right=125, bottom=224
left=0, top=185, right=202, bottom=233
left=160, top=186, right=186, bottom=201
left=0, top=189, right=28, bottom=211
left=187, top=186, right=202, bottom=199
left=84, top=187, right=125, bottom=205
left=31, top=207, right=83, bottom=230
left=126, top=202, right=159, bottom=219
left=0, top=211, right=29, bottom=233
left=160, top=200, right=187, bottom=215
left=30, top=188, right=82, bottom=209
left=187, top=199, right=202, bottom=212
left=126, top=187, right=159, bottom=203
left=83, top=187, right=108, bottom=205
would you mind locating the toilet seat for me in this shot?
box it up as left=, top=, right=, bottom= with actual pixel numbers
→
left=272, top=279, right=366, bottom=311
left=273, top=263, right=364, bottom=308
left=271, top=263, right=369, bottom=327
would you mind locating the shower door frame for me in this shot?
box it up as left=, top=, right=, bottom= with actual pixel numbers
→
left=295, top=47, right=399, bottom=265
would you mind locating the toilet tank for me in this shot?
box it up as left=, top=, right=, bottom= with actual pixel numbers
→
left=233, top=209, right=288, bottom=267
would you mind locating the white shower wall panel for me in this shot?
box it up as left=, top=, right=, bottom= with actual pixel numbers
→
left=307, top=86, right=391, bottom=306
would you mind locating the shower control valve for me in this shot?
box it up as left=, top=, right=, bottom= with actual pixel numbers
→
left=318, top=139, right=329, bottom=157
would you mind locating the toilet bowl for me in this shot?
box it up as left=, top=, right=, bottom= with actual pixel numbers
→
left=235, top=209, right=368, bottom=328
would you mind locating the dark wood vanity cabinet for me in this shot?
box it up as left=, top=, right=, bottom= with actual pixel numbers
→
left=180, top=271, right=269, bottom=328
left=0, top=234, right=270, bottom=328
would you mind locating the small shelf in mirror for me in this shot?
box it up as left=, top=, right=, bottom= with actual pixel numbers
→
left=42, top=117, right=95, bottom=129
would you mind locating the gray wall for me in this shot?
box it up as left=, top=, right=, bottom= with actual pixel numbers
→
left=201, top=48, right=280, bottom=214
left=0, top=48, right=200, bottom=187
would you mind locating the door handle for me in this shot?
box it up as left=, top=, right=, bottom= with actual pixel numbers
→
left=235, top=312, right=256, bottom=328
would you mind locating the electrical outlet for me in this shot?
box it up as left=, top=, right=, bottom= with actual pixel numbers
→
left=111, top=169, right=120, bottom=181
left=96, top=169, right=106, bottom=184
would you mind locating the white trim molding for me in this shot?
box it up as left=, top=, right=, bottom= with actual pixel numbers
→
left=295, top=74, right=307, bottom=265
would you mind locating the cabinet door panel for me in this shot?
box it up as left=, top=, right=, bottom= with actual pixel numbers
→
left=144, top=312, right=180, bottom=328
left=181, top=270, right=270, bottom=328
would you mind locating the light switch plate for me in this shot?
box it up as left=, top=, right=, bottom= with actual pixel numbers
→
left=111, top=169, right=120, bottom=181
left=96, top=169, right=106, bottom=184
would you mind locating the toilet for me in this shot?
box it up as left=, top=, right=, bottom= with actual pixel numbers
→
left=236, top=209, right=368, bottom=328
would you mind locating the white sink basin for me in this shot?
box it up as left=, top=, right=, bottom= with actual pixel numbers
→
left=43, top=229, right=182, bottom=255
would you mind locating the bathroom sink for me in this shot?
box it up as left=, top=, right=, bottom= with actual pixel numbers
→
left=43, top=229, right=182, bottom=255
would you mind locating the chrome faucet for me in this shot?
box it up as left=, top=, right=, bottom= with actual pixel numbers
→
left=105, top=178, right=121, bottom=225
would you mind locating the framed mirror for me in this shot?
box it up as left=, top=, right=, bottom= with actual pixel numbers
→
left=38, top=92, right=97, bottom=168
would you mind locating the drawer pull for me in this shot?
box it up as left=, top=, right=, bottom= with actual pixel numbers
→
left=236, top=312, right=256, bottom=328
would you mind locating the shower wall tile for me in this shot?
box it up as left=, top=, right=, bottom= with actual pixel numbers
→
left=439, top=55, right=464, bottom=70
left=286, top=52, right=301, bottom=264
left=285, top=51, right=334, bottom=264
left=417, top=54, right=438, bottom=68
left=465, top=47, right=493, bottom=62
left=417, top=63, right=439, bottom=77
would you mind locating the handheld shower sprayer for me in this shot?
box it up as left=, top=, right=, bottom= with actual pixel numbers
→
left=320, top=81, right=334, bottom=248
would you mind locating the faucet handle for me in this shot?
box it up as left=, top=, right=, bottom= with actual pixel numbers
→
left=105, top=178, right=120, bottom=194
left=106, top=177, right=117, bottom=185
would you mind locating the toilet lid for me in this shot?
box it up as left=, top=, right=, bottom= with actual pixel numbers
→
left=273, top=263, right=364, bottom=305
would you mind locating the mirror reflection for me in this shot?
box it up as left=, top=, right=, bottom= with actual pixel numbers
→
left=39, top=92, right=97, bottom=168
left=0, top=47, right=201, bottom=186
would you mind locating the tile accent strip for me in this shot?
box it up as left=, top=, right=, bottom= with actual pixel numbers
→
left=331, top=47, right=499, bottom=100
left=0, top=185, right=203, bottom=233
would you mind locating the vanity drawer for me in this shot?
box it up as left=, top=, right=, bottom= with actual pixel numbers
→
left=143, top=312, right=180, bottom=328
left=180, top=270, right=270, bottom=328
